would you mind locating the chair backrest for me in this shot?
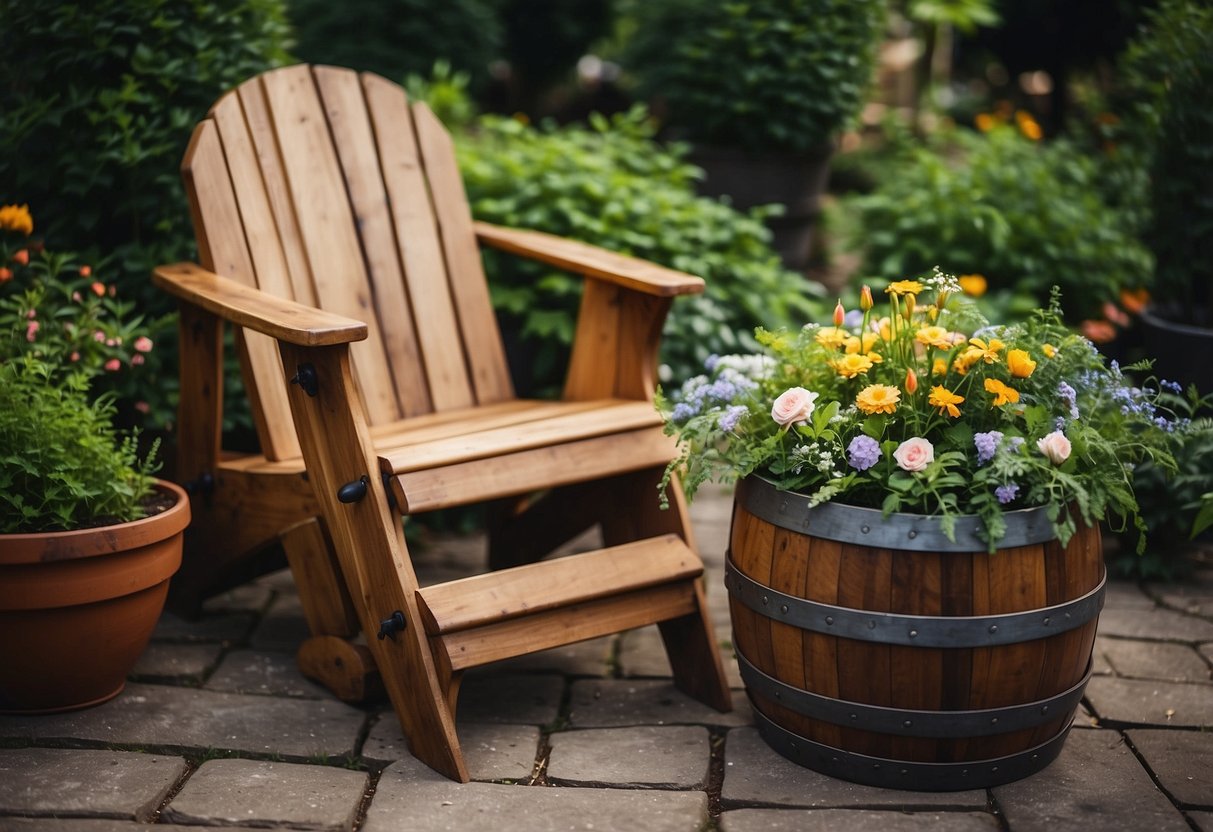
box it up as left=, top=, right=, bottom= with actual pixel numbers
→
left=183, top=65, right=513, bottom=461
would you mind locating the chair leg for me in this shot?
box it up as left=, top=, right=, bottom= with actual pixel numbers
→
left=658, top=580, right=733, bottom=712
left=280, top=342, right=468, bottom=781
left=282, top=518, right=359, bottom=637
left=486, top=481, right=603, bottom=570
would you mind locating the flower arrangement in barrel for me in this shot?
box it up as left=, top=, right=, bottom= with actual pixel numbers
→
left=0, top=204, right=160, bottom=532
left=661, top=268, right=1188, bottom=549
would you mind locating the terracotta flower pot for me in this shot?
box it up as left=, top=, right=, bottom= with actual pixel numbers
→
left=0, top=480, right=190, bottom=713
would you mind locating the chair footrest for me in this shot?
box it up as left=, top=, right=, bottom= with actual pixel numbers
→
left=416, top=534, right=703, bottom=636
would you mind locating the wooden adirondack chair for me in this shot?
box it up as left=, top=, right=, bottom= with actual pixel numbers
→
left=153, top=64, right=731, bottom=781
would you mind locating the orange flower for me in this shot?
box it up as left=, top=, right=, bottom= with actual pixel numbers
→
left=1016, top=110, right=1042, bottom=141
left=833, top=300, right=845, bottom=327
left=832, top=352, right=874, bottom=379
left=904, top=368, right=919, bottom=394
left=928, top=385, right=964, bottom=418
left=1119, top=288, right=1150, bottom=315
left=975, top=113, right=995, bottom=132
left=958, top=274, right=987, bottom=297
left=856, top=384, right=900, bottom=415
left=932, top=357, right=948, bottom=376
left=1081, top=320, right=1117, bottom=344
left=0, top=204, right=33, bottom=235
left=985, top=378, right=1020, bottom=406
left=859, top=285, right=874, bottom=311
left=79, top=265, right=92, bottom=277
left=966, top=337, right=1005, bottom=364
left=11, top=249, right=29, bottom=266
left=90, top=281, right=106, bottom=297
left=1006, top=349, right=1037, bottom=379
left=1103, top=302, right=1130, bottom=327
left=0, top=267, right=11, bottom=283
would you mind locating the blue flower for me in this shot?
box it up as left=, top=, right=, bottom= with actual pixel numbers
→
left=846, top=435, right=881, bottom=471
left=719, top=405, right=748, bottom=433
left=973, top=431, right=1004, bottom=465
left=995, top=483, right=1020, bottom=505
left=671, top=402, right=697, bottom=424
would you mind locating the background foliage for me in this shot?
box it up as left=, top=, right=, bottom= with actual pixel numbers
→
left=457, top=107, right=825, bottom=395
left=623, top=0, right=886, bottom=154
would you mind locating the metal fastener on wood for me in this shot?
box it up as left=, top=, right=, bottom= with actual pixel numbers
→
left=291, top=363, right=319, bottom=397
left=377, top=611, right=406, bottom=640
left=337, top=475, right=370, bottom=503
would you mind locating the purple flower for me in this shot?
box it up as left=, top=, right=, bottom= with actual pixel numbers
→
left=1057, top=381, right=1079, bottom=419
left=704, top=354, right=720, bottom=372
left=1161, top=379, right=1183, bottom=394
left=995, top=482, right=1020, bottom=505
left=844, top=309, right=865, bottom=328
left=973, top=430, right=1004, bottom=465
left=671, top=402, right=697, bottom=423
left=719, top=405, right=748, bottom=433
left=1007, top=436, right=1025, bottom=452
left=847, top=435, right=881, bottom=471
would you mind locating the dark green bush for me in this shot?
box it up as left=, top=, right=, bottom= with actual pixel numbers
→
left=456, top=108, right=825, bottom=394
left=850, top=125, right=1152, bottom=320
left=623, top=0, right=885, bottom=154
left=0, top=0, right=291, bottom=312
left=1119, top=0, right=1213, bottom=323
left=288, top=0, right=501, bottom=92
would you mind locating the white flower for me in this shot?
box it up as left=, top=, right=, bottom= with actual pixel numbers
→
left=1037, top=431, right=1072, bottom=465
left=771, top=387, right=819, bottom=427
left=893, top=437, right=935, bottom=472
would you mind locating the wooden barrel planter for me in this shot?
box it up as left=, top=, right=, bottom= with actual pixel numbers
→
left=726, top=475, right=1104, bottom=790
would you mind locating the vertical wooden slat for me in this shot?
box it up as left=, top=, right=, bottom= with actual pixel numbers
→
left=313, top=66, right=431, bottom=417
left=728, top=507, right=777, bottom=685
left=889, top=549, right=943, bottom=762
left=938, top=551, right=973, bottom=761
left=260, top=65, right=401, bottom=425
left=802, top=536, right=842, bottom=749
left=768, top=527, right=811, bottom=737
left=361, top=73, right=475, bottom=411
left=564, top=279, right=621, bottom=400
left=183, top=118, right=301, bottom=461
left=412, top=100, right=513, bottom=405
left=835, top=543, right=892, bottom=757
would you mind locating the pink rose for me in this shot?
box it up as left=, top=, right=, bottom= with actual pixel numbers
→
left=134, top=336, right=153, bottom=353
left=771, top=387, right=819, bottom=427
left=104, top=358, right=121, bottom=372
left=131, top=354, right=145, bottom=365
left=893, top=437, right=935, bottom=472
left=1037, top=431, right=1071, bottom=465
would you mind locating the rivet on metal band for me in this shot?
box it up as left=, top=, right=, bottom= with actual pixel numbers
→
left=725, top=557, right=1105, bottom=648
left=736, top=648, right=1092, bottom=738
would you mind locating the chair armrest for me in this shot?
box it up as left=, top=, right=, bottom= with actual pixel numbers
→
left=154, top=263, right=368, bottom=347
left=473, top=222, right=705, bottom=297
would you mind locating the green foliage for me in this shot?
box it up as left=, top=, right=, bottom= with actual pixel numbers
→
left=405, top=63, right=479, bottom=132
left=0, top=0, right=292, bottom=314
left=662, top=279, right=1180, bottom=550
left=850, top=125, right=1152, bottom=320
left=1112, top=387, right=1213, bottom=579
left=288, top=0, right=500, bottom=92
left=455, top=107, right=825, bottom=394
left=0, top=358, right=158, bottom=534
left=623, top=0, right=886, bottom=154
left=1119, top=0, right=1213, bottom=322
left=0, top=218, right=159, bottom=533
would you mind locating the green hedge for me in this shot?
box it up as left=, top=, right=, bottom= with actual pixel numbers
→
left=457, top=108, right=825, bottom=394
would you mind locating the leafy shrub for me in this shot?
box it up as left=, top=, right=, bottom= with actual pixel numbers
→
left=456, top=108, right=825, bottom=394
left=0, top=206, right=158, bottom=533
left=1119, top=0, right=1213, bottom=323
left=289, top=0, right=501, bottom=92
left=623, top=0, right=886, bottom=154
left=0, top=0, right=292, bottom=312
left=850, top=125, right=1152, bottom=321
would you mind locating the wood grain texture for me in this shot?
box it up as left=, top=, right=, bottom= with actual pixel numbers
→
left=362, top=72, right=474, bottom=411
left=297, top=636, right=383, bottom=703
left=261, top=66, right=401, bottom=424
left=412, top=101, right=513, bottom=405
left=281, top=518, right=359, bottom=637
left=314, top=66, right=430, bottom=417
left=418, top=534, right=701, bottom=634
left=474, top=221, right=706, bottom=296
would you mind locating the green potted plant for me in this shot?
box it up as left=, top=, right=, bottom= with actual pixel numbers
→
left=660, top=273, right=1183, bottom=789
left=0, top=204, right=189, bottom=713
left=623, top=0, right=886, bottom=268
left=1119, top=0, right=1213, bottom=393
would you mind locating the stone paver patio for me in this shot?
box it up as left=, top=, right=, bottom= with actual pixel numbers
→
left=2, top=487, right=1211, bottom=830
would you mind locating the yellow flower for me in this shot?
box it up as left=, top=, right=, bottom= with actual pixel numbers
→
left=0, top=204, right=33, bottom=236
left=932, top=357, right=949, bottom=376
left=967, top=337, right=1005, bottom=364
left=886, top=280, right=925, bottom=297
left=1016, top=110, right=1042, bottom=141
left=928, top=385, right=964, bottom=418
left=1007, top=349, right=1037, bottom=379
left=815, top=326, right=848, bottom=349
left=975, top=113, right=996, bottom=132
left=845, top=332, right=881, bottom=355
left=954, top=348, right=982, bottom=375
left=985, top=378, right=1020, bottom=406
left=1042, top=343, right=1057, bottom=358
left=958, top=274, right=987, bottom=297
left=832, top=352, right=874, bottom=379
left=915, top=325, right=953, bottom=349
left=856, top=384, right=900, bottom=415
left=873, top=316, right=892, bottom=341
